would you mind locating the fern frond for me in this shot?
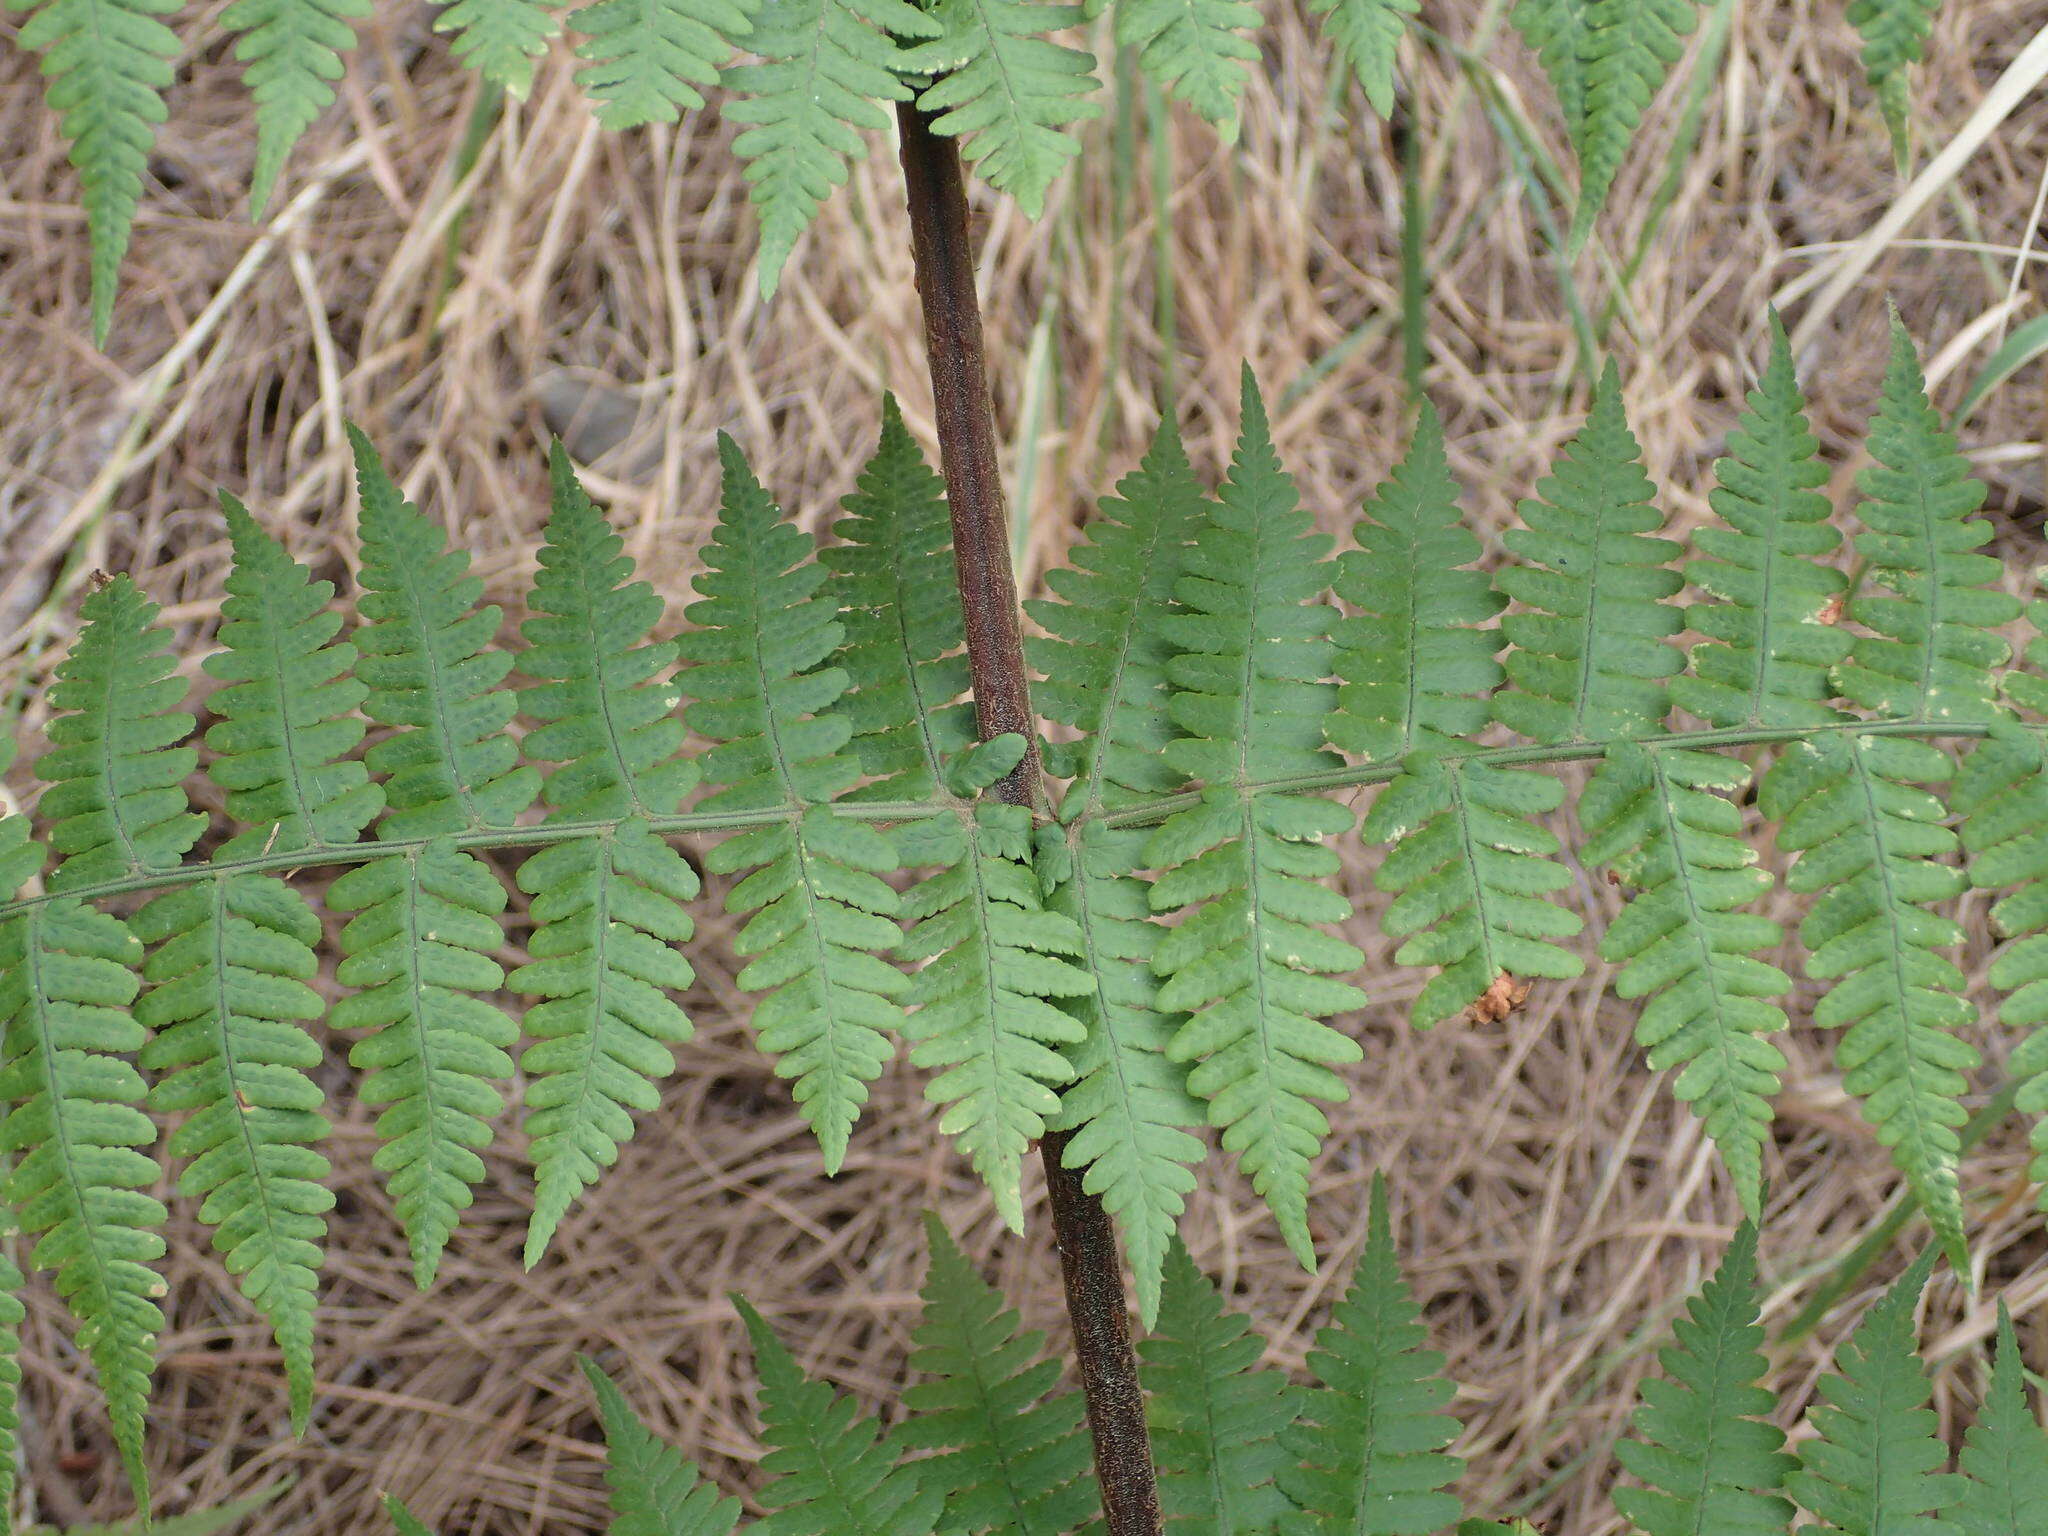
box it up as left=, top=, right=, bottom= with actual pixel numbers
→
left=9, top=0, right=179, bottom=341
left=350, top=427, right=540, bottom=838
left=134, top=876, right=332, bottom=1432
left=1954, top=1303, right=2048, bottom=1534
left=1114, top=0, right=1259, bottom=135
left=329, top=842, right=516, bottom=1288
left=899, top=802, right=1090, bottom=1231
left=223, top=0, right=372, bottom=214
left=1494, top=361, right=1683, bottom=745
left=899, top=0, right=1101, bottom=216
left=1834, top=318, right=2019, bottom=724
left=1328, top=401, right=1504, bottom=763
left=1847, top=0, right=1938, bottom=164
left=578, top=1357, right=747, bottom=1536
left=898, top=1213, right=1094, bottom=1536
left=821, top=397, right=974, bottom=800
left=1145, top=371, right=1366, bottom=1270
left=680, top=436, right=905, bottom=1171
left=0, top=901, right=163, bottom=1511
left=1142, top=1241, right=1299, bottom=1536
left=1511, top=0, right=1592, bottom=137
left=35, top=575, right=204, bottom=892
left=736, top=1297, right=943, bottom=1536
left=571, top=0, right=757, bottom=128
left=1611, top=1221, right=1794, bottom=1536
left=1045, top=821, right=1203, bottom=1329
left=725, top=0, right=937, bottom=295
left=1027, top=418, right=1208, bottom=818
left=1785, top=1251, right=1963, bottom=1534
left=1579, top=743, right=1788, bottom=1218
left=1364, top=755, right=1583, bottom=1029
left=1568, top=0, right=1698, bottom=248
left=1277, top=1174, right=1462, bottom=1536
left=208, top=494, right=382, bottom=859
left=435, top=0, right=562, bottom=95
left=1764, top=733, right=1973, bottom=1265
left=1671, top=314, right=1850, bottom=731
left=0, top=1238, right=20, bottom=1536
left=1305, top=0, right=1416, bottom=117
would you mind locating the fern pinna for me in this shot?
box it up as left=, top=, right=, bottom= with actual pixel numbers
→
left=399, top=1196, right=2046, bottom=1536
left=7, top=315, right=2048, bottom=1488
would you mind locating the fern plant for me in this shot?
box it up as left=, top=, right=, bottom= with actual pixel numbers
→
left=387, top=1193, right=2047, bottom=1536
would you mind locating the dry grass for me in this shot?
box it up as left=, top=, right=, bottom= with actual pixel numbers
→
left=3, top=0, right=2048, bottom=1530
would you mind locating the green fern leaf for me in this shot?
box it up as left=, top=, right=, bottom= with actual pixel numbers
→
left=0, top=1238, right=20, bottom=1536
left=578, top=1357, right=746, bottom=1536
left=1786, top=1251, right=1964, bottom=1535
left=900, top=0, right=1101, bottom=216
left=9, top=0, right=179, bottom=341
left=1495, top=360, right=1683, bottom=745
left=1847, top=0, right=1938, bottom=164
left=1569, top=0, right=1698, bottom=248
left=1579, top=743, right=1789, bottom=1219
left=1142, top=1241, right=1299, bottom=1536
left=329, top=842, right=517, bottom=1288
left=820, top=396, right=974, bottom=800
left=208, top=494, right=382, bottom=859
left=736, top=1297, right=944, bottom=1536
left=35, top=575, right=204, bottom=893
left=435, top=0, right=561, bottom=95
left=0, top=900, right=164, bottom=1511
left=1833, top=318, right=2019, bottom=724
left=1306, top=0, right=1416, bottom=117
left=224, top=0, right=372, bottom=214
left=1145, top=371, right=1366, bottom=1270
left=571, top=0, right=757, bottom=128
left=134, top=876, right=332, bottom=1432
left=1511, top=0, right=1592, bottom=137
left=679, top=436, right=905, bottom=1171
left=1328, top=401, right=1504, bottom=763
left=1611, top=1221, right=1795, bottom=1536
left=1364, top=754, right=1583, bottom=1029
left=1764, top=733, right=1973, bottom=1267
left=349, top=426, right=540, bottom=838
left=898, top=1213, right=1094, bottom=1536
left=725, top=0, right=936, bottom=294
left=1114, top=0, right=1259, bottom=135
left=1277, top=1174, right=1463, bottom=1536
left=384, top=1500, right=440, bottom=1536
left=1670, top=314, right=1850, bottom=731
left=899, top=802, right=1091, bottom=1231
left=511, top=451, right=699, bottom=1264
left=1954, top=1303, right=2048, bottom=1535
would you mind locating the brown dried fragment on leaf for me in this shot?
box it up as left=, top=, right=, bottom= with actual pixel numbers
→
left=1469, top=972, right=1532, bottom=1025
left=1815, top=592, right=1846, bottom=625
left=87, top=568, right=114, bottom=592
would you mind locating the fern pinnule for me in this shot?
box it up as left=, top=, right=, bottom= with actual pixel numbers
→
left=1305, top=0, right=1417, bottom=117
left=1579, top=742, right=1788, bottom=1218
left=1114, top=0, right=1259, bottom=136
left=822, top=397, right=975, bottom=803
left=0, top=1239, right=19, bottom=1536
left=10, top=0, right=179, bottom=341
left=1145, top=370, right=1366, bottom=1270
left=1785, top=1250, right=1963, bottom=1535
left=135, top=875, right=332, bottom=1430
left=578, top=1357, right=746, bottom=1536
left=1672, top=313, right=1849, bottom=732
left=1847, top=0, right=1939, bottom=164
left=0, top=900, right=165, bottom=1512
left=571, top=0, right=758, bottom=127
left=898, top=1213, right=1093, bottom=1536
left=680, top=436, right=906, bottom=1172
left=1834, top=318, right=2019, bottom=724
left=898, top=801, right=1091, bottom=1231
left=225, top=0, right=372, bottom=214
left=207, top=494, right=382, bottom=859
left=1142, top=1242, right=1299, bottom=1536
left=1611, top=1221, right=1794, bottom=1536
left=1568, top=0, right=1698, bottom=249
left=1954, top=1304, right=2048, bottom=1532
left=1276, top=1174, right=1462, bottom=1536
left=725, top=0, right=937, bottom=295
left=35, top=574, right=204, bottom=892
left=433, top=0, right=561, bottom=95
left=737, top=1297, right=943, bottom=1536
left=349, top=427, right=540, bottom=837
